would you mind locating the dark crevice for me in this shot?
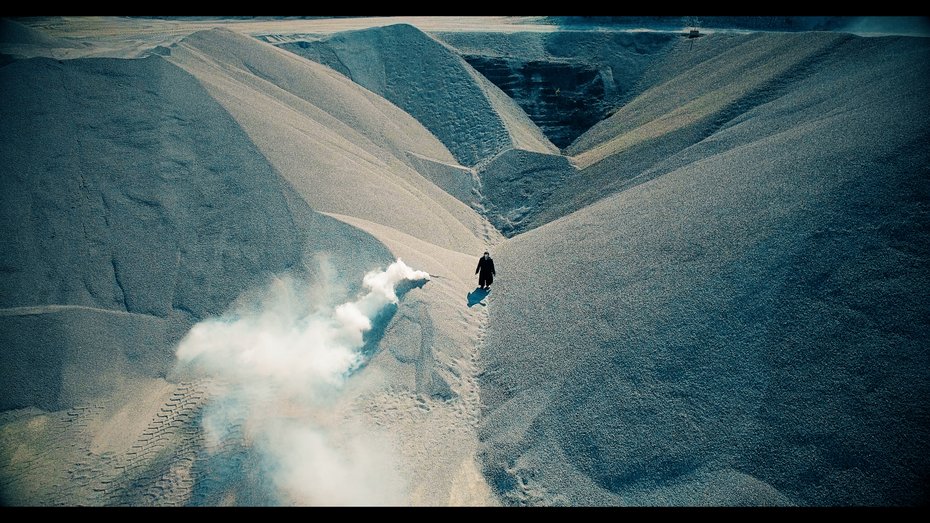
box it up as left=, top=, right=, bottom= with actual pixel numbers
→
left=463, top=55, right=612, bottom=148
left=111, top=256, right=129, bottom=313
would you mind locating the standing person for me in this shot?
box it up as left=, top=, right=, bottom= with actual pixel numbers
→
left=476, top=251, right=496, bottom=290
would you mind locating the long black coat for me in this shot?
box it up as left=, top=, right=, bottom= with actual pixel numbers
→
left=476, top=256, right=496, bottom=284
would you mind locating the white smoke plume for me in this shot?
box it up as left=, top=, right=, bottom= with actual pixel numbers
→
left=175, top=258, right=430, bottom=505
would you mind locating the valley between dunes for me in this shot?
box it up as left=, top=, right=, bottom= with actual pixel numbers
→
left=1, top=17, right=928, bottom=506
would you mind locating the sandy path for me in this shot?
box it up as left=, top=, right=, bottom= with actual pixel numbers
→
left=323, top=213, right=501, bottom=505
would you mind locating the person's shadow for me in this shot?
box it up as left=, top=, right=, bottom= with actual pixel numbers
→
left=467, top=287, right=490, bottom=307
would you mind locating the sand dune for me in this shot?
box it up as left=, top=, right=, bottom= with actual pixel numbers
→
left=475, top=150, right=575, bottom=236
left=511, top=32, right=852, bottom=233
left=170, top=28, right=490, bottom=254
left=1, top=18, right=78, bottom=48
left=278, top=24, right=557, bottom=167
left=479, top=34, right=930, bottom=506
left=0, top=306, right=170, bottom=411
left=273, top=23, right=567, bottom=236
left=0, top=23, right=498, bottom=506
left=0, top=51, right=402, bottom=413
left=0, top=17, right=84, bottom=62
left=0, top=45, right=400, bottom=505
left=568, top=33, right=848, bottom=165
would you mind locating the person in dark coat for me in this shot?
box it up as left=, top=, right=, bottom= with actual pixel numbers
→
left=476, top=251, right=496, bottom=290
